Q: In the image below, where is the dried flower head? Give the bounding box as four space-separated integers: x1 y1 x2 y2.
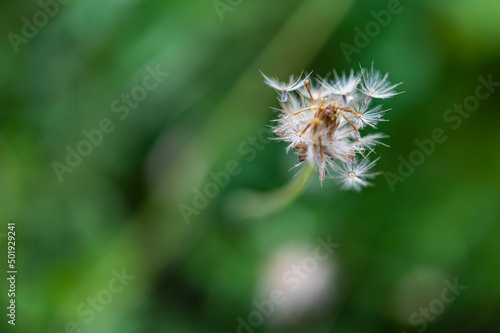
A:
263 66 401 191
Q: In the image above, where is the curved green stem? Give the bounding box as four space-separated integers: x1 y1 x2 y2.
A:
224 164 314 220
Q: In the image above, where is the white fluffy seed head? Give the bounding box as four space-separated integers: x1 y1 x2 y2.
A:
263 66 401 190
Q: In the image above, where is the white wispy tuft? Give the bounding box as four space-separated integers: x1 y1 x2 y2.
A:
326 69 360 97
332 157 381 191
361 64 402 100
261 71 312 102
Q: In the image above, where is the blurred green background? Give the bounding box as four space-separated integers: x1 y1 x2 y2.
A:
1 0 500 332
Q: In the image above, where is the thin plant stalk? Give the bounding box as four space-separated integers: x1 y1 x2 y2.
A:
225 164 314 220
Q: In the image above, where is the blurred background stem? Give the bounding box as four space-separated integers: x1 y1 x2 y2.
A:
224 163 314 220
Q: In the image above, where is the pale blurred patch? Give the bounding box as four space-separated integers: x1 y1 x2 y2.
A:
256 243 339 326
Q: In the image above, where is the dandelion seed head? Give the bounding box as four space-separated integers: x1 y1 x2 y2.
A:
263 65 401 190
